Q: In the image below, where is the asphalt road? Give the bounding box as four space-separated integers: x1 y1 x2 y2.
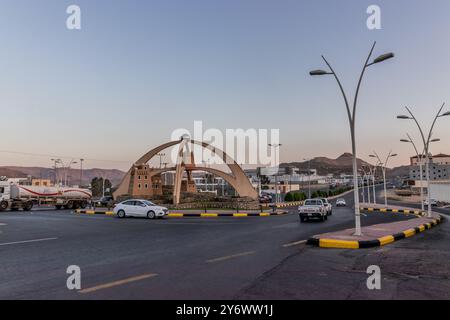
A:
0 187 444 300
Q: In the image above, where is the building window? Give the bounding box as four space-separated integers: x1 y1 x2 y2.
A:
138 175 141 180
145 176 148 180
138 183 141 189
145 184 148 189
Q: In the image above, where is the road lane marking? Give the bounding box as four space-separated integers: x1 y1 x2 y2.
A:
0 223 7 226
206 251 255 263
282 240 307 248
0 237 57 247
79 273 158 294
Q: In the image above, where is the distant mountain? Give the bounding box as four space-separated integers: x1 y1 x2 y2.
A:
0 166 126 186
280 153 376 176
386 165 410 178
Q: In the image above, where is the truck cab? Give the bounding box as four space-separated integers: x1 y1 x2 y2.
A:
0 183 12 211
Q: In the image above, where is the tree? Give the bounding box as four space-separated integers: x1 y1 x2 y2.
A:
90 177 112 197
284 193 293 202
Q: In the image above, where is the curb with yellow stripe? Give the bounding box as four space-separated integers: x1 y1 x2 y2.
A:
74 209 115 215
275 201 303 208
307 215 443 249
167 211 288 217
75 209 288 218
361 207 424 216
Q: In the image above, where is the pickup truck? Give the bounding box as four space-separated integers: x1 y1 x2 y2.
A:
298 199 328 222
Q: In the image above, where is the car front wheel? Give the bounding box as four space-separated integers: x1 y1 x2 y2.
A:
117 210 126 218
147 211 156 219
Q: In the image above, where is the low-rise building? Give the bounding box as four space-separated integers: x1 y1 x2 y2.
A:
429 180 450 203
409 153 450 182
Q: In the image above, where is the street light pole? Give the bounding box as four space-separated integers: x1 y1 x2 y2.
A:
361 166 371 204
79 158 84 187
371 163 378 205
269 143 282 203
400 134 426 211
310 42 394 236
51 158 61 186
397 104 450 217
370 152 397 207
303 158 312 198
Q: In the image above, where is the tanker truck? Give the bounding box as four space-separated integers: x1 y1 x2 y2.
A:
0 182 92 211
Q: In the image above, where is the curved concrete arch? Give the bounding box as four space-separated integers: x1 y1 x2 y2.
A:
113 138 258 203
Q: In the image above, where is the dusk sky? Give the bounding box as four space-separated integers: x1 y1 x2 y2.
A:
1 0 450 170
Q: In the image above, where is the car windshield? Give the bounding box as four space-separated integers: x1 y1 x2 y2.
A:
143 200 155 206
305 200 322 206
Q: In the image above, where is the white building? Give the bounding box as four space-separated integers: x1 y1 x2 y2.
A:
429 180 450 203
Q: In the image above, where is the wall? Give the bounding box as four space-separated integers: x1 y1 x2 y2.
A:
429 181 450 203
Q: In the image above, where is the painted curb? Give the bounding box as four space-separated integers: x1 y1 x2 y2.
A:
167 211 288 217
75 209 115 215
361 207 424 216
307 215 443 249
75 209 289 218
276 202 303 208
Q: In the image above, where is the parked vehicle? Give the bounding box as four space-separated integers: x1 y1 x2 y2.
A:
423 199 438 207
258 193 272 204
298 199 327 222
336 198 347 207
321 198 333 215
113 199 168 219
95 196 114 207
0 182 92 211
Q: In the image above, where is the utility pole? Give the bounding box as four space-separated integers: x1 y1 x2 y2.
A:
157 153 166 169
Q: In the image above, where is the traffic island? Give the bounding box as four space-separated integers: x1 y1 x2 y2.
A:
307 211 443 249
360 202 425 216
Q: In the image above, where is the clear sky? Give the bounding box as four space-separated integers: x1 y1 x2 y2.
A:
1 0 450 170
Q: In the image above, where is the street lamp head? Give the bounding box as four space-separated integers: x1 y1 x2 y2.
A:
369 155 376 158
309 69 330 76
391 154 398 157
440 111 450 117
430 138 441 143
397 115 412 120
372 52 395 64
400 139 411 143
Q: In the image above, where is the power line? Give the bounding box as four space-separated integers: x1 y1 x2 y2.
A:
0 150 132 164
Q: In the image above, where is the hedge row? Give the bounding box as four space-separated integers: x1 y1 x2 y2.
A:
284 186 352 202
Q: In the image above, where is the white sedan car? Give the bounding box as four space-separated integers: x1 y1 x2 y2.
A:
113 199 168 219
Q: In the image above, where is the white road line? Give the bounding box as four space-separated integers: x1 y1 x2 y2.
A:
0 223 7 226
282 240 307 248
206 251 255 263
0 237 57 247
79 273 158 294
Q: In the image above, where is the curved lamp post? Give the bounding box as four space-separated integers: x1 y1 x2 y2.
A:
397 104 450 217
369 152 397 207
268 143 282 203
360 165 372 204
400 134 440 211
310 42 394 236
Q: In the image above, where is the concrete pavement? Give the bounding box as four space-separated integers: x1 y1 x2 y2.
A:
0 186 447 300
